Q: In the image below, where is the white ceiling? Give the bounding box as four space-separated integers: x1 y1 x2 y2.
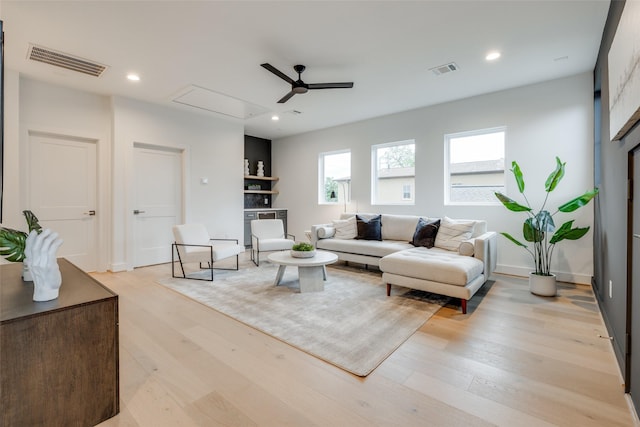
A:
1 0 610 140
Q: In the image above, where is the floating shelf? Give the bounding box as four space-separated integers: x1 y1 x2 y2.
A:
244 175 279 181
244 189 279 195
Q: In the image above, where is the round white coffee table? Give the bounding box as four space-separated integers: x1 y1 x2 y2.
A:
267 250 338 292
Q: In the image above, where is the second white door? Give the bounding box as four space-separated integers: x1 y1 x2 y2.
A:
133 145 183 267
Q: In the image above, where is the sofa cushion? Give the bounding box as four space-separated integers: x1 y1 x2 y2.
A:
356 215 382 241
434 217 475 251
316 238 413 258
411 218 440 248
380 247 484 286
381 214 421 241
332 216 357 239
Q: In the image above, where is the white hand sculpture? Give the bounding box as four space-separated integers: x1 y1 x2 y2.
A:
24 229 64 302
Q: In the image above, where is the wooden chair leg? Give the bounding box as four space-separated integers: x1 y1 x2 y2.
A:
461 299 467 314
386 283 391 296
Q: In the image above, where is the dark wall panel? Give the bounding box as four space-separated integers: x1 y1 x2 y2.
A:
593 0 631 375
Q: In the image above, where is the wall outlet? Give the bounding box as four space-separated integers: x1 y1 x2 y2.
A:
609 280 613 299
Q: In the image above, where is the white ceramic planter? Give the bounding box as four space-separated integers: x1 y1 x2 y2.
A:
529 272 557 296
291 249 316 258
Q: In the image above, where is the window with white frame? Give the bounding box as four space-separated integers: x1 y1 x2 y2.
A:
445 127 505 205
318 150 351 205
371 140 415 205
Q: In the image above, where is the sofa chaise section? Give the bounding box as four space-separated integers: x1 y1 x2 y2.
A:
310 213 497 313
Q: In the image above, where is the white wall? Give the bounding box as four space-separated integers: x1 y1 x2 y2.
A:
5 76 244 272
273 73 595 283
111 97 244 271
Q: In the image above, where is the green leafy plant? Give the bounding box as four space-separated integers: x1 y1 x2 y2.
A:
0 210 43 262
495 157 598 276
292 242 314 252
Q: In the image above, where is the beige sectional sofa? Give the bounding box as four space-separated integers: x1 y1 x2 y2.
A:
310 213 497 313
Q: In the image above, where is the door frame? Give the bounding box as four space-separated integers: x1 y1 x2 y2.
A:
626 142 640 395
125 141 188 270
22 126 110 271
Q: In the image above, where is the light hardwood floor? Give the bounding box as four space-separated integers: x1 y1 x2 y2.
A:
94 256 637 427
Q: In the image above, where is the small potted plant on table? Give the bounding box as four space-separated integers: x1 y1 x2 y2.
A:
495 157 598 296
291 242 316 258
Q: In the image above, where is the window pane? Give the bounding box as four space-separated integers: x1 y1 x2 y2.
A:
372 140 415 205
402 184 412 200
446 128 505 204
319 150 350 204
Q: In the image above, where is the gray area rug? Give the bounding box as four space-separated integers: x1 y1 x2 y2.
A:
157 261 448 376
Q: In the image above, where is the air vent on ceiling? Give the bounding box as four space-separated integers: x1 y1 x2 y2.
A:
27 44 108 77
429 62 459 76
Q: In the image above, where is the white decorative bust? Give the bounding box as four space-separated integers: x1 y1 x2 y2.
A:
24 229 64 302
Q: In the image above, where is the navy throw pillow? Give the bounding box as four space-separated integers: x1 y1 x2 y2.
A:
410 218 440 248
356 215 382 241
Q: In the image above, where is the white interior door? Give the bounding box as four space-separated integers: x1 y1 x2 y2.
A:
133 145 183 267
28 131 98 271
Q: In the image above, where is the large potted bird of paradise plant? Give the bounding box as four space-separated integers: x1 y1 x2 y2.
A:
494 157 598 296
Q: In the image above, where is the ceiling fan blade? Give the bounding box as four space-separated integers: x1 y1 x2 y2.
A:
307 82 354 89
277 91 296 103
261 63 295 85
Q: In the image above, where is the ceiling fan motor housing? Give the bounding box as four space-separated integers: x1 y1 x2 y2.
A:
293 83 308 94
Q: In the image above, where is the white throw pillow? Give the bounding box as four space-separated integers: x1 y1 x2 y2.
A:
317 226 336 239
332 216 357 239
434 217 475 251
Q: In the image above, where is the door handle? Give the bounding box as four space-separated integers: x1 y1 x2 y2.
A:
133 210 146 215
83 210 96 216
634 234 640 239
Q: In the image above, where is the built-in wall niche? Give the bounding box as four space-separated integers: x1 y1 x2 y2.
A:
244 135 276 208
244 135 271 177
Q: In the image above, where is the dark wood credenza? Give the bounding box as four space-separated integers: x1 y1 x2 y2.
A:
0 259 119 426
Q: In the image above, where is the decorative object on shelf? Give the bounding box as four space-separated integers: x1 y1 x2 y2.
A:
0 210 43 281
247 184 261 190
494 157 598 296
291 242 316 258
244 158 250 176
25 229 64 301
257 160 265 177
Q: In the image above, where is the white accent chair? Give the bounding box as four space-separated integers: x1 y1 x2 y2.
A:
172 224 245 281
250 219 295 266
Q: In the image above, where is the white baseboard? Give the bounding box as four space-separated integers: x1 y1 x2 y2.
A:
624 393 640 425
110 262 128 272
494 264 592 285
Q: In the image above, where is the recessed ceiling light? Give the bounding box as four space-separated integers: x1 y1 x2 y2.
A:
271 115 280 121
127 73 140 81
485 51 501 61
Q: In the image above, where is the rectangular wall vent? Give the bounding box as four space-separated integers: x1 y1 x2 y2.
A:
27 44 108 77
430 62 459 76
